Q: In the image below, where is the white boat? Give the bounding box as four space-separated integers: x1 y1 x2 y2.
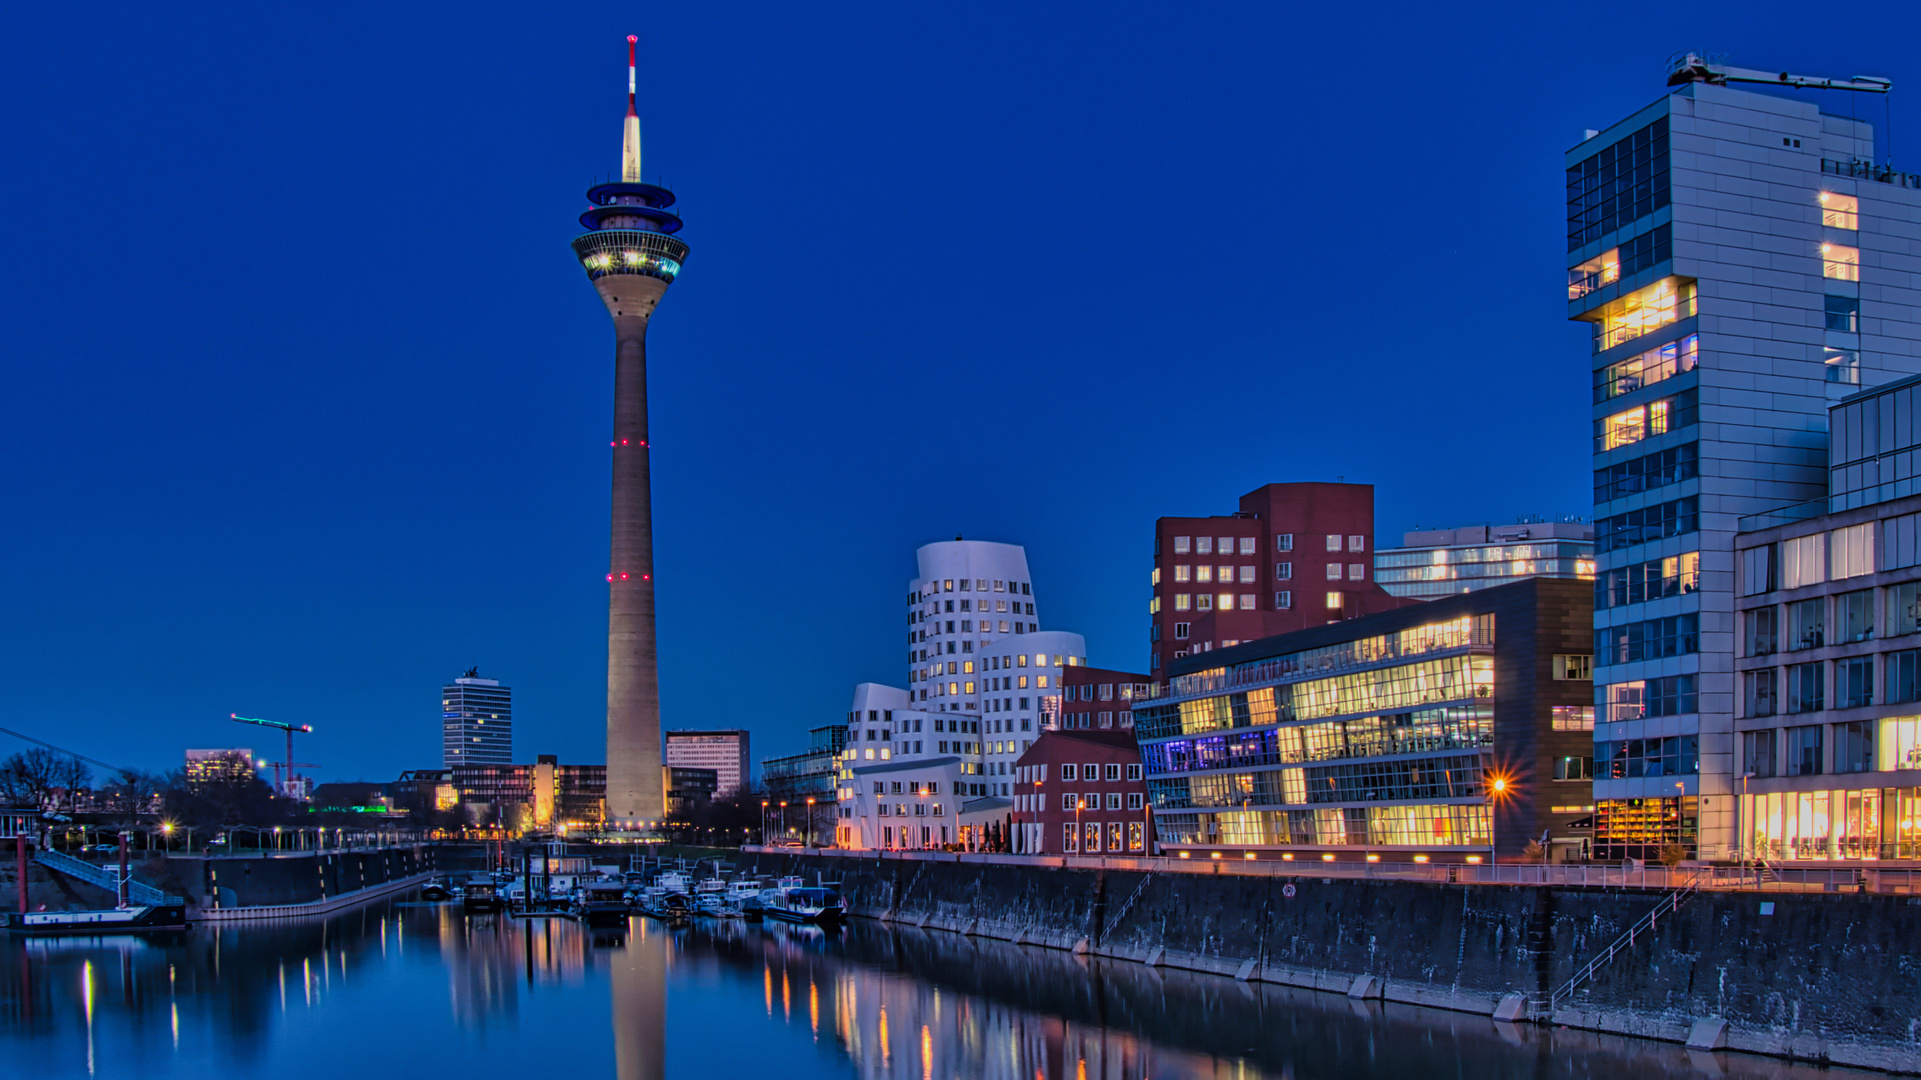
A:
752 876 845 926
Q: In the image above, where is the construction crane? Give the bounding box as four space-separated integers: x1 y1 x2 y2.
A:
1668 52 1891 94
229 714 314 799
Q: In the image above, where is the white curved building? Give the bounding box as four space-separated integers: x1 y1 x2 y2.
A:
835 539 1091 850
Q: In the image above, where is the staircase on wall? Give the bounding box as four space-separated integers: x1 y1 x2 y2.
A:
35 848 183 906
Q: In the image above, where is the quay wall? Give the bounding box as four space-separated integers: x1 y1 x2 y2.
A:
743 852 1921 1072
157 848 438 909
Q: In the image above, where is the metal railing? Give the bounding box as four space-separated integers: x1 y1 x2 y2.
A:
35 848 183 906
1823 158 1921 189
741 846 1915 893
1547 872 1702 1013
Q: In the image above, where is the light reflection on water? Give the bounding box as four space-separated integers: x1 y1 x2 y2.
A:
0 896 1885 1079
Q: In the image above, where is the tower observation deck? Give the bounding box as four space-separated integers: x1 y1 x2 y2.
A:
574 36 688 832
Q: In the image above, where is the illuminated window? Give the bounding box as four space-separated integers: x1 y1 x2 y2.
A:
1820 192 1859 230
1196 566 1213 583
1595 390 1696 452
1325 591 1343 610
1218 592 1234 611
1174 594 1191 611
1595 334 1697 402
1587 278 1696 352
1568 246 1621 300
1197 594 1214 611
1823 243 1860 281
1174 565 1190 582
1826 348 1861 384
1217 565 1232 581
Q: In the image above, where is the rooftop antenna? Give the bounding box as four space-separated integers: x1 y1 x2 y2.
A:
622 35 642 182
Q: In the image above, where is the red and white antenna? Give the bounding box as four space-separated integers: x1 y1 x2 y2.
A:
622 34 642 181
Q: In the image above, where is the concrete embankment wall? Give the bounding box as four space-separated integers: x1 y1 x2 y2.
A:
152 848 438 909
747 853 1921 1072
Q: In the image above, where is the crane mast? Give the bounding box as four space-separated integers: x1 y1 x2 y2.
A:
1668 52 1891 94
229 714 314 799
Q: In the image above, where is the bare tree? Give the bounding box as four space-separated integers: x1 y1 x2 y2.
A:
0 749 92 813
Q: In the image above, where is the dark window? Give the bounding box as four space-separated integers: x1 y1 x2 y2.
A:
1891 583 1921 637
1786 725 1824 776
1839 589 1874 643
1595 614 1700 666
1743 729 1776 779
1744 669 1777 717
1595 554 1700 609
1745 606 1778 656
1595 443 1699 503
1825 294 1860 333
1597 496 1699 553
1598 735 1699 779
1890 649 1921 704
1789 598 1825 650
1787 662 1825 713
1568 116 1671 251
1837 720 1875 773
1838 656 1874 709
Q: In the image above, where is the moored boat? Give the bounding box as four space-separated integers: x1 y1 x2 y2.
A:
570 881 632 925
6 903 191 935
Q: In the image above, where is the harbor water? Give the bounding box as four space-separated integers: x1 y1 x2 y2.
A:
0 893 1883 1079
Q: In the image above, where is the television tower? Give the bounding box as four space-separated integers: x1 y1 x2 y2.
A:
573 35 687 832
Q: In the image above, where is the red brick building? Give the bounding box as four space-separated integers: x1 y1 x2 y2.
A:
1010 730 1149 855
1149 482 1413 681
1054 664 1154 732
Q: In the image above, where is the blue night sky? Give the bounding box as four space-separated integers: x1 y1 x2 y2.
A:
3 3 1918 781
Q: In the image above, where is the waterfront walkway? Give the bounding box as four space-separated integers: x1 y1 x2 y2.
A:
741 845 1917 893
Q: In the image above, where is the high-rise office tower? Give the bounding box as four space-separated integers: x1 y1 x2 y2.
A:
1575 60 1919 857
573 37 689 831
442 669 513 767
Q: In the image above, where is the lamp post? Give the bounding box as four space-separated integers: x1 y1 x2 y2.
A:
760 800 769 846
1487 775 1510 869
805 797 816 848
1031 775 1043 855
779 801 788 841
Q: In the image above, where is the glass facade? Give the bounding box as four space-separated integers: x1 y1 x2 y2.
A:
1140 614 1503 852
1566 115 1670 250
1375 542 1594 600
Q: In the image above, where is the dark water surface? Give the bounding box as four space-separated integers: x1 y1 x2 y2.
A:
0 894 1879 1079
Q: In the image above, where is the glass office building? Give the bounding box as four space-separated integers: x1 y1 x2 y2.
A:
1574 78 1921 858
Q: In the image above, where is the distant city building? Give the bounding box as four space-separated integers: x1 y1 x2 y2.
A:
663 730 750 795
1010 730 1149 855
761 725 848 801
183 749 254 789
1375 520 1595 600
442 669 512 768
664 766 719 820
1054 665 1153 732
833 539 1104 851
1138 578 1595 862
1578 71 1921 860
412 758 608 829
1149 483 1413 682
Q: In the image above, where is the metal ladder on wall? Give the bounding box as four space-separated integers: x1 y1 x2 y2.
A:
35 848 183 906
1543 871 1701 1015
1099 872 1153 945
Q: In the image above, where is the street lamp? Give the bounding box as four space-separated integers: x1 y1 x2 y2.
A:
760 800 769 846
779 801 788 840
805 797 816 848
1486 773 1511 867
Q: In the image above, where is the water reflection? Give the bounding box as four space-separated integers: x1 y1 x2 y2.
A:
0 896 1886 1080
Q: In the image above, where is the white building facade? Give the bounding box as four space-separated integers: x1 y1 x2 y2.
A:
834 540 1092 850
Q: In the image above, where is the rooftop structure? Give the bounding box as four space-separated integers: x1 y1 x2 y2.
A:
1376 520 1595 600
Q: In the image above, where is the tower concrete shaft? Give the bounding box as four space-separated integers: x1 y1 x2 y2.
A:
573 39 688 831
